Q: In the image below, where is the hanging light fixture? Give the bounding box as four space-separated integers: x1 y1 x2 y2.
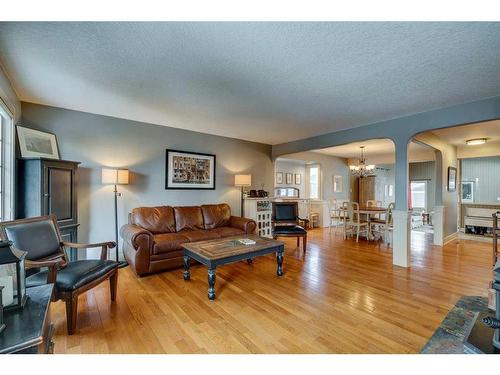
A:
349 146 376 177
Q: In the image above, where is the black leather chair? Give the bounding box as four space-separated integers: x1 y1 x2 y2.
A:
0 215 118 335
272 202 307 252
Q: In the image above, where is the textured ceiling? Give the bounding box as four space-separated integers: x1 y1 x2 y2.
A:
1 22 500 144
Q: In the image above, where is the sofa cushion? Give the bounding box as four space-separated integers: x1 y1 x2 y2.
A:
210 226 245 237
181 230 220 242
201 204 231 229
153 233 190 255
174 206 204 232
131 206 176 234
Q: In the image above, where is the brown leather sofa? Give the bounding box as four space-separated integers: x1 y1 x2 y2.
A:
120 203 256 276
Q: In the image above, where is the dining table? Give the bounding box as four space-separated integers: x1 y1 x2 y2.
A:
339 205 388 240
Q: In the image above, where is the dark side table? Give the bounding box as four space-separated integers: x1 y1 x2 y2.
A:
0 284 55 354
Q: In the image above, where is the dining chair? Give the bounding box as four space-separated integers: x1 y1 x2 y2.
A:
343 202 369 242
370 202 395 245
328 199 343 234
308 200 320 229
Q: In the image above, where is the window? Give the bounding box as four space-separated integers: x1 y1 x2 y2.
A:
410 181 427 210
0 102 14 221
309 165 320 199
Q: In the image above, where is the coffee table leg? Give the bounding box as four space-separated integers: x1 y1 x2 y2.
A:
276 250 284 276
183 255 190 281
208 268 216 300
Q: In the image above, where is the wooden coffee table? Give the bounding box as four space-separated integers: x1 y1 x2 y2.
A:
181 234 285 300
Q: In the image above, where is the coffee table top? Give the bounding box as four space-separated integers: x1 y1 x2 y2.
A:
181 234 283 261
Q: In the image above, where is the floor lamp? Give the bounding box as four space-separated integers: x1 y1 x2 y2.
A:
234 174 251 217
102 168 129 268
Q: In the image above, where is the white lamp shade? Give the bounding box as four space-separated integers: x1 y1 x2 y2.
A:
234 174 252 187
102 168 129 185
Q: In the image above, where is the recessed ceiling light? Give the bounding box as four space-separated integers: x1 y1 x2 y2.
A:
466 138 487 146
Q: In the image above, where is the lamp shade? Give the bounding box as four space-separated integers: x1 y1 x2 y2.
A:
234 174 251 187
102 168 129 185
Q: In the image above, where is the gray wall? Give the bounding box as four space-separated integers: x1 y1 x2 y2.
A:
274 159 306 198
461 156 500 204
409 161 436 212
20 102 274 254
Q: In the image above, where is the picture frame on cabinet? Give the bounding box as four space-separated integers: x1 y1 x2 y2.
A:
17 126 60 160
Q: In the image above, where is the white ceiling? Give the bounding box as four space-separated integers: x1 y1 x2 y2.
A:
431 119 500 146
1 22 500 145
311 138 434 163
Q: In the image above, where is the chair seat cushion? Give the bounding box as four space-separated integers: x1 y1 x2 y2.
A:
181 230 221 242
153 233 190 254
26 260 118 292
210 226 245 237
273 225 307 235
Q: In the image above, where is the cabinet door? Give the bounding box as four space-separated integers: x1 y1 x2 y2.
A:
42 161 77 227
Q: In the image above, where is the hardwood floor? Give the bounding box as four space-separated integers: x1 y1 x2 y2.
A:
51 229 492 353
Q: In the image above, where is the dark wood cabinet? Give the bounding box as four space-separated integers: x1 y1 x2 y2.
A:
17 159 80 260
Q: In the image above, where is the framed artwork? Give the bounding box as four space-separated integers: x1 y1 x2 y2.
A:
333 175 342 192
294 173 301 185
447 167 457 192
461 181 474 203
286 173 293 185
17 125 60 159
276 172 283 184
165 149 216 189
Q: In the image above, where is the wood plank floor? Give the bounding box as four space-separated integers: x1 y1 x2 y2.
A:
51 229 492 353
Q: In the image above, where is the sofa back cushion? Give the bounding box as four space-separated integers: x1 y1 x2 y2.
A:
174 206 204 232
201 204 231 229
131 206 176 234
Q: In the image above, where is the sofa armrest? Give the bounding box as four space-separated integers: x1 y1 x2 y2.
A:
120 224 153 251
230 216 256 234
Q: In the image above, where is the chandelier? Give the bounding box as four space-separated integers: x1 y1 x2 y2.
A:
349 146 375 177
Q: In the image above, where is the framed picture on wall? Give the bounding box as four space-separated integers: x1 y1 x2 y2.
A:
276 172 283 184
17 125 60 160
333 175 342 192
461 181 474 203
286 173 293 185
294 173 301 185
165 149 216 189
447 166 457 192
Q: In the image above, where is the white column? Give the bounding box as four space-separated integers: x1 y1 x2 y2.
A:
392 210 411 267
433 205 444 246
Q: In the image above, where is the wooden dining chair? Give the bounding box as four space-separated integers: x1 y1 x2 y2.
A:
343 202 369 242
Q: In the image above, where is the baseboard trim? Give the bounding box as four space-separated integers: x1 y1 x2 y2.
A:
444 231 459 245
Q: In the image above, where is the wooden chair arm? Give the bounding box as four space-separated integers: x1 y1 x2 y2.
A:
62 241 116 261
62 241 116 249
25 259 64 284
25 258 63 269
